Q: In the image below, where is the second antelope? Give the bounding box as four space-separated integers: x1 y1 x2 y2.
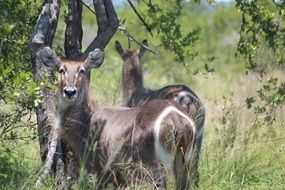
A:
39 47 197 189
116 40 205 186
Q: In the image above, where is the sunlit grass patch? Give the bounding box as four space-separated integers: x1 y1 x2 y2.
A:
0 140 42 190
200 141 285 189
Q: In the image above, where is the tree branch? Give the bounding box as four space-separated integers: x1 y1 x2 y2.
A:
118 26 158 55
104 0 118 21
64 0 83 59
94 0 108 33
81 0 119 60
82 0 155 56
81 0 96 15
30 0 60 60
126 0 153 36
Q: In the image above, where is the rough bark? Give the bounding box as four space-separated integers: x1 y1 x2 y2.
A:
81 0 120 60
83 0 120 84
64 0 83 59
30 0 67 189
30 0 119 188
64 0 120 61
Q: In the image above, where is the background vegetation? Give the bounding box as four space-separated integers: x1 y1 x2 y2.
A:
0 0 284 189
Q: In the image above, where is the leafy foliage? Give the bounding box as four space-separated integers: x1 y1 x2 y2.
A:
0 1 44 188
246 77 285 124
236 0 285 72
0 1 284 189
236 0 285 122
135 0 202 63
0 0 40 158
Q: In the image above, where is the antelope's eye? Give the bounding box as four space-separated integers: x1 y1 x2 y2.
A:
79 68 85 74
59 68 65 74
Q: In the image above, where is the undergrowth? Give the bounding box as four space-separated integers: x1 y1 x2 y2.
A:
1 76 284 189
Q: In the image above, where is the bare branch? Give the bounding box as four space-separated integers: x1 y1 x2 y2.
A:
118 26 158 55
64 0 83 59
104 0 118 21
30 0 60 61
0 40 3 54
94 0 108 33
81 0 120 60
126 0 153 36
81 0 96 15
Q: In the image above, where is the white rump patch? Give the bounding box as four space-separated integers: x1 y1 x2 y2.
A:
154 106 196 167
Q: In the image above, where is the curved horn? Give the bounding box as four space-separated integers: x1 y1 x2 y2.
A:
86 48 105 69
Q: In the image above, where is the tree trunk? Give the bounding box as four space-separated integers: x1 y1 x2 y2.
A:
30 0 68 189
30 0 119 188
64 0 83 59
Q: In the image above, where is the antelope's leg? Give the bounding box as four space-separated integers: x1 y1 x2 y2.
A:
189 135 203 188
113 170 128 190
173 148 190 190
61 142 80 185
151 161 167 189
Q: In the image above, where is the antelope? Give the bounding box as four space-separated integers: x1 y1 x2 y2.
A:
39 47 197 189
115 40 206 186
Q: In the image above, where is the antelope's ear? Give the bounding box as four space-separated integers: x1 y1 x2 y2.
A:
139 39 148 58
38 46 60 70
85 48 105 69
115 41 124 58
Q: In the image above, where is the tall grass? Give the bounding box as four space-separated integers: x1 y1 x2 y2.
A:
1 3 285 189
197 72 285 189
1 50 284 190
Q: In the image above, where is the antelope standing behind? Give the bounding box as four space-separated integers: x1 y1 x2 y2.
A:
115 40 206 186
39 47 197 189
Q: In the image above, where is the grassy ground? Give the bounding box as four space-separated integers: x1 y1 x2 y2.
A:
1 54 284 189
2 27 285 189
1 4 285 189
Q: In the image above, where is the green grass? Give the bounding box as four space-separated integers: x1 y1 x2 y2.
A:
1 2 285 189
0 140 41 189
1 58 284 190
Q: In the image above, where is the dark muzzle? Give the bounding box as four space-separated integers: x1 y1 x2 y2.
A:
63 86 77 99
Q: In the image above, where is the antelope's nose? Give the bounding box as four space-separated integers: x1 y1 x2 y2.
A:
63 87 77 98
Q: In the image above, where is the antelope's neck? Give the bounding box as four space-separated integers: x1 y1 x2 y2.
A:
122 63 145 106
57 95 92 155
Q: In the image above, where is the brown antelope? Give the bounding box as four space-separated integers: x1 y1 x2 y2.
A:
115 40 206 186
39 47 197 189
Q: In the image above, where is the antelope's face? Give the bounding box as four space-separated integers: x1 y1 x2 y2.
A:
115 39 148 66
39 47 105 103
58 61 87 101
121 50 141 68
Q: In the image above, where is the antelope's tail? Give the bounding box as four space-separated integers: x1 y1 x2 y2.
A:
154 106 196 167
